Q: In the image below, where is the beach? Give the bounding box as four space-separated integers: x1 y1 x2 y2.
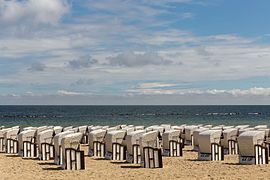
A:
1 145 269 180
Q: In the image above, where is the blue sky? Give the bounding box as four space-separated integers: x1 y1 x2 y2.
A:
1 0 270 105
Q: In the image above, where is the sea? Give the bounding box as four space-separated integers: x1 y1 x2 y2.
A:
0 105 270 128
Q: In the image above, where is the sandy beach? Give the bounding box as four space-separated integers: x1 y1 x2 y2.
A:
0 145 269 180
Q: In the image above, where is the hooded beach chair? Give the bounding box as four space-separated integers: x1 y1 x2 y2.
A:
198 130 224 161
192 127 209 151
61 132 84 170
183 125 199 146
4 128 20 154
36 129 54 160
160 124 171 132
0 128 12 152
139 131 163 168
238 130 268 164
221 128 239 155
18 129 37 158
78 125 88 144
53 126 63 135
254 125 268 130
53 131 75 165
63 126 73 131
135 126 145 130
125 130 146 164
104 130 126 160
162 129 182 156
88 129 107 158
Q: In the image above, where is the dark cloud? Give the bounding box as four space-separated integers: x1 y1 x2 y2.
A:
28 62 46 72
69 55 98 69
108 52 172 67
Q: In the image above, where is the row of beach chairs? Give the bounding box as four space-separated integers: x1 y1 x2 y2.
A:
0 124 269 170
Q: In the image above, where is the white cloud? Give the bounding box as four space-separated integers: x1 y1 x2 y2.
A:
0 0 69 25
57 90 91 96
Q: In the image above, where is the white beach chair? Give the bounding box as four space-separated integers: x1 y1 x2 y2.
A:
235 125 250 129
135 126 145 130
160 124 171 132
4 128 20 154
192 127 209 151
88 129 107 158
53 126 63 135
18 129 37 158
78 125 88 144
139 131 163 168
125 130 146 164
162 129 182 157
53 131 75 165
104 130 126 160
0 128 12 152
198 130 224 161
221 128 239 155
36 129 54 160
63 126 73 131
183 125 199 146
254 125 268 129
238 130 268 164
61 132 84 170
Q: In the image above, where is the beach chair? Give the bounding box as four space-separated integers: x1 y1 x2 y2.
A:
160 124 171 132
53 131 75 165
198 130 224 161
162 129 183 157
88 129 107 158
78 125 88 144
221 128 239 155
63 126 73 131
235 125 250 129
37 129 54 160
135 126 145 130
238 130 268 164
0 128 12 152
183 125 199 146
61 132 84 170
104 130 126 160
4 128 20 154
254 125 267 130
140 131 163 168
53 126 63 135
125 130 146 164
193 127 209 151
18 129 37 158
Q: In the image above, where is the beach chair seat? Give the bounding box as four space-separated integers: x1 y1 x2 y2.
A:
140 131 162 168
88 129 107 158
61 132 84 170
18 129 36 158
53 131 75 165
198 130 224 161
238 130 268 164
125 130 146 164
4 128 20 154
104 130 126 160
162 130 183 156
37 129 54 160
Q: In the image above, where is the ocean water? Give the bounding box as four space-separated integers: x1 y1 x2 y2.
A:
0 105 270 127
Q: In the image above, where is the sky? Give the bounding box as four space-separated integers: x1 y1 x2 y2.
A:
1 0 270 105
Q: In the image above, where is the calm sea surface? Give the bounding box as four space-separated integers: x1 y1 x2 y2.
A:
0 105 270 127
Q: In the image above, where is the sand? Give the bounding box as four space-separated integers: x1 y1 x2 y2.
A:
1 145 270 180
